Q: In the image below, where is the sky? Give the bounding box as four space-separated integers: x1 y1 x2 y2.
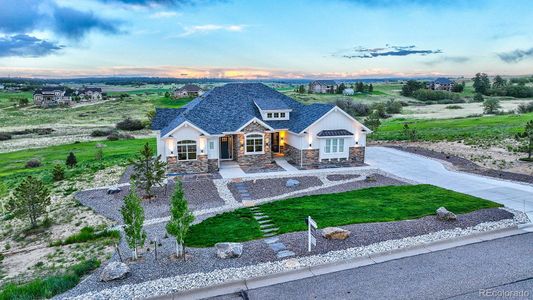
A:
0 0 532 79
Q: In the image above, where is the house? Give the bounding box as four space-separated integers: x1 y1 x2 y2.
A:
342 88 355 96
152 83 370 174
33 86 73 108
77 87 103 101
308 80 338 94
427 77 454 91
172 84 204 98
0 84 4 90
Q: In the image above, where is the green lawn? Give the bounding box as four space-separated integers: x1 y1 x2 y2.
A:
373 113 533 142
0 91 33 109
153 96 193 108
185 184 501 247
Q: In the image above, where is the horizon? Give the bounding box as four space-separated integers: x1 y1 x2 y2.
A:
1 0 532 79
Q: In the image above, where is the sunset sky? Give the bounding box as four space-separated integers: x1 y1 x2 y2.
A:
1 0 532 79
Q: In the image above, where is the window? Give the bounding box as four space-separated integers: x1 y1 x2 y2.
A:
177 140 197 160
245 134 263 154
208 141 215 150
324 138 344 153
280 112 286 118
273 112 279 118
267 113 273 118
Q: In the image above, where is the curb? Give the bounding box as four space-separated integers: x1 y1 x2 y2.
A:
149 226 528 300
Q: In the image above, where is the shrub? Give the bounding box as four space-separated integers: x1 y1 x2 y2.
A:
0 132 12 141
411 89 462 101
370 102 388 118
66 152 77 168
25 158 41 168
473 93 484 102
385 99 402 114
116 118 144 131
483 98 501 114
90 129 114 137
517 102 533 114
445 105 463 109
50 226 120 246
334 99 370 116
107 132 134 141
95 148 103 161
52 164 65 181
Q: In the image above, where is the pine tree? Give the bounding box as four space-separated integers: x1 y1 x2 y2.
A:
364 111 381 132
8 176 51 228
166 181 194 259
368 83 374 93
516 120 533 160
95 148 104 161
130 143 167 199
121 182 146 260
66 152 77 168
52 164 65 181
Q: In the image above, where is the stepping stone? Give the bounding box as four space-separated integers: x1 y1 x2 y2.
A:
263 232 276 237
253 212 266 216
254 215 268 220
258 219 271 224
260 223 275 229
261 227 279 233
264 237 279 244
276 250 295 259
269 242 286 252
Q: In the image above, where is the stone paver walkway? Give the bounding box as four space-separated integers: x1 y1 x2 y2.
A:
274 157 299 172
249 206 295 259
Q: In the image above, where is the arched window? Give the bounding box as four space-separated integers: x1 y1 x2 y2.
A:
245 133 264 154
177 140 197 160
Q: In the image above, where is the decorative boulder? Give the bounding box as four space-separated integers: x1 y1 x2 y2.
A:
107 186 121 195
321 227 351 240
215 242 243 259
436 207 457 221
100 262 130 282
286 179 300 188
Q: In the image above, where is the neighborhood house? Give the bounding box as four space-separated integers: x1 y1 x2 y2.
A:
308 80 338 94
152 83 370 174
427 77 454 91
172 84 204 98
77 87 103 101
33 86 73 108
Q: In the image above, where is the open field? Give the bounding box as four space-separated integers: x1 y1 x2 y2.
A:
0 91 33 109
185 184 501 247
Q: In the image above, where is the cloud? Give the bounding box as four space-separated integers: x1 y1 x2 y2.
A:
0 0 121 40
333 44 442 59
96 0 225 8
497 48 533 63
423 56 470 66
0 35 63 57
179 24 245 36
149 11 179 18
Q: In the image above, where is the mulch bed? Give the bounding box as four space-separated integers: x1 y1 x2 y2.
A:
241 162 285 174
326 174 361 181
228 176 323 201
386 145 533 184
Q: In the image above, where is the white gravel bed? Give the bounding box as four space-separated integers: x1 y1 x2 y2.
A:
65 209 527 300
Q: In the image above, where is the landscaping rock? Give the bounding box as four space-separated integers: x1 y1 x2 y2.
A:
215 242 243 259
107 186 121 195
321 227 351 240
285 179 300 188
436 207 457 221
100 262 130 282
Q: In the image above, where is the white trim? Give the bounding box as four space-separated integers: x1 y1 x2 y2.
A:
244 132 265 155
317 135 353 139
298 106 372 134
162 120 210 138
235 117 274 132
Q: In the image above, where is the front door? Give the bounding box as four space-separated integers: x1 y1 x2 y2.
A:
220 136 233 159
271 132 280 153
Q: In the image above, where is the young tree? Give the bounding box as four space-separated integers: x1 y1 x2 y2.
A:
451 81 465 93
121 182 146 260
483 98 501 114
368 83 374 93
402 123 417 141
516 120 533 160
52 164 65 181
473 93 484 102
66 152 77 168
8 176 50 228
130 143 167 199
166 181 194 259
95 148 104 161
472 72 491 95
364 111 381 132
164 91 171 98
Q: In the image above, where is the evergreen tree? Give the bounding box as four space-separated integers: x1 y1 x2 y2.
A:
130 143 167 199
364 111 381 132
492 75 506 89
121 182 146 260
66 152 77 168
95 148 104 161
516 120 533 160
368 83 373 93
355 82 364 93
164 91 171 98
337 83 346 94
52 164 65 181
8 176 50 228
298 85 305 94
166 181 194 259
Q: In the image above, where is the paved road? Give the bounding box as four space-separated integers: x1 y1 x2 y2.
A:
365 146 533 221
211 233 533 300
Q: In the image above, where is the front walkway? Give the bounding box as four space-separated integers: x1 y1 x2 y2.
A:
218 161 246 178
366 146 533 222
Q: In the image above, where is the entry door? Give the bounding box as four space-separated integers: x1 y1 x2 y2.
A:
271 132 280 153
220 136 232 159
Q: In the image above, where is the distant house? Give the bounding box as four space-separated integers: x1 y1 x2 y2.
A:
172 84 204 98
427 78 454 91
309 80 338 94
342 88 355 96
33 87 73 108
77 87 103 101
0 84 4 90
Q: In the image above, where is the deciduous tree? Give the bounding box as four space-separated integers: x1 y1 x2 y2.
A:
166 181 194 259
516 120 533 160
121 182 146 260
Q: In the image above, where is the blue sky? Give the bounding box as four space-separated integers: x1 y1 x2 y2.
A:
0 0 532 78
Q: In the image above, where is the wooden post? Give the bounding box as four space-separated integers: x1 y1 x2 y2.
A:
115 243 123 262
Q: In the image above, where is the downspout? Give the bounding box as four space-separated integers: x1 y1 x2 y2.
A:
300 132 305 168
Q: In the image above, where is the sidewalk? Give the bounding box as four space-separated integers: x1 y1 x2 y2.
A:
150 226 530 300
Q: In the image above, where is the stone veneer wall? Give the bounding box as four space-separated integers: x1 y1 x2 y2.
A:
349 146 365 163
167 154 208 174
284 143 319 166
233 122 273 167
284 144 365 168
207 159 219 173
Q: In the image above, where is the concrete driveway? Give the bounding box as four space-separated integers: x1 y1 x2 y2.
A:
366 146 533 221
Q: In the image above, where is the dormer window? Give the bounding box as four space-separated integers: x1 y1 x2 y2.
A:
280 112 286 118
267 113 273 118
274 112 279 118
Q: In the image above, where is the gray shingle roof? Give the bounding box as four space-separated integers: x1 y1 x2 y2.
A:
311 80 337 86
433 77 453 84
178 84 203 92
151 108 186 130
153 83 334 136
317 129 354 137
254 97 291 110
